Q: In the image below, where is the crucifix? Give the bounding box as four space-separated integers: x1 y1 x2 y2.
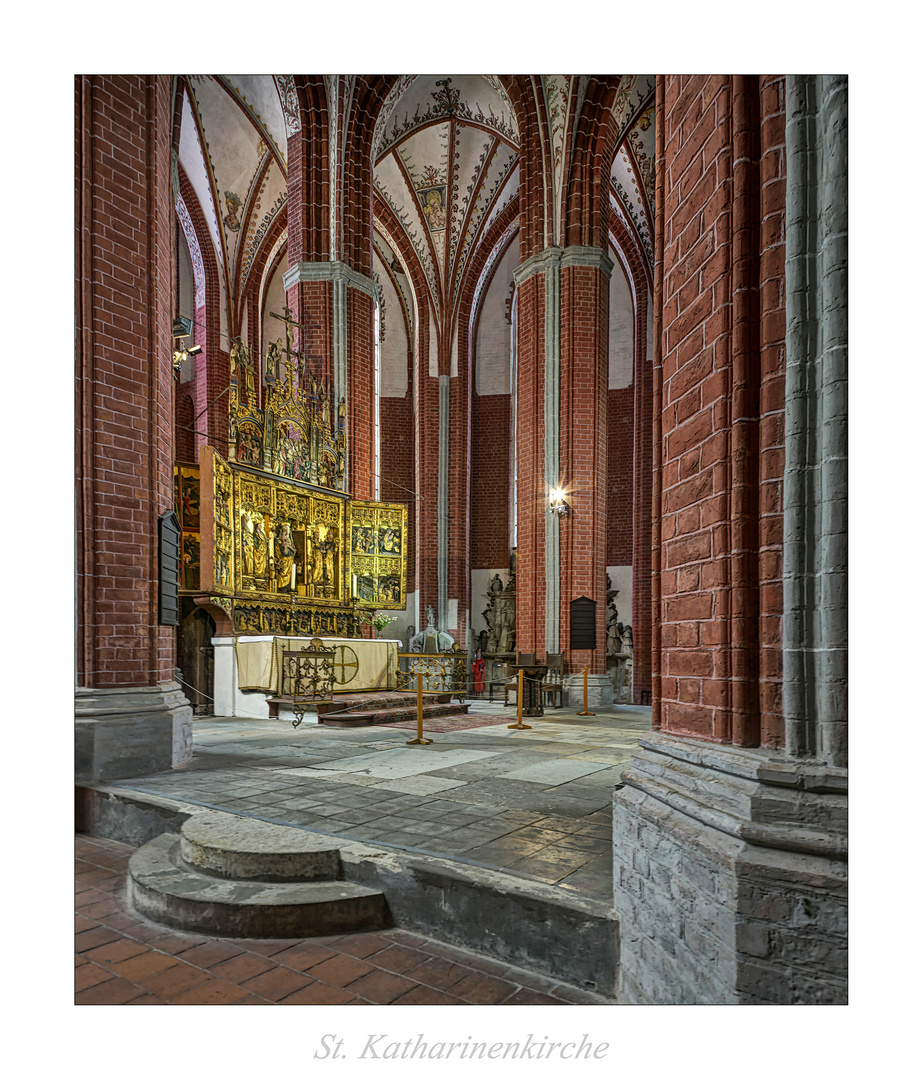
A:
269 306 311 386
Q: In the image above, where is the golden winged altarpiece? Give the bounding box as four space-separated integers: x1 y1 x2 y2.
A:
174 318 407 637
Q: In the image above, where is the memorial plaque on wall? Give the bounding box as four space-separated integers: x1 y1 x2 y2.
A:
569 596 597 650
158 510 181 626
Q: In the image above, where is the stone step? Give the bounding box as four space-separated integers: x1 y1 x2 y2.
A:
321 701 470 728
268 690 451 720
180 810 342 882
129 832 390 938
317 692 420 714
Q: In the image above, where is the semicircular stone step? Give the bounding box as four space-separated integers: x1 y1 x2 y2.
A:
180 811 341 882
129 833 390 938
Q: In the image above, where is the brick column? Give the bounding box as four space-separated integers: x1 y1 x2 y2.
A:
611 75 846 1006
514 246 613 707
281 262 376 497
76 75 192 780
782 75 848 767
510 262 545 659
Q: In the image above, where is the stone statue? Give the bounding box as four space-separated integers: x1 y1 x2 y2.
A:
482 569 516 654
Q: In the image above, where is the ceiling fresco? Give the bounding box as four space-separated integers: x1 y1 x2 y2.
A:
372 76 521 329
609 76 656 271
174 74 655 355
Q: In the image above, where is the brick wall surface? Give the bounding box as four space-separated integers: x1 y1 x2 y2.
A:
178 171 227 459
657 75 786 746
471 393 512 569
607 387 633 565
379 395 415 585
287 77 330 262
76 74 177 689
348 287 375 499
286 279 333 386
608 210 653 701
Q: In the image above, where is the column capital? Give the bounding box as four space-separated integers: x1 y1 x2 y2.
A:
513 245 614 286
283 260 377 298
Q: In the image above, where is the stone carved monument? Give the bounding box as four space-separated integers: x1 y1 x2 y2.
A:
477 553 517 694
606 575 633 704
480 557 516 657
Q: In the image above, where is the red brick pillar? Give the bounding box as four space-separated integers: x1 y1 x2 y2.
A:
75 75 192 779
514 246 613 707
282 83 376 498
559 258 611 680
511 265 545 659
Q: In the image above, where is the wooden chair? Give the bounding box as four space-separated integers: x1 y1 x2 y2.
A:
542 653 565 708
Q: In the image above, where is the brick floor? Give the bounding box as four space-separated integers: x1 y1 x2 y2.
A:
75 834 615 1005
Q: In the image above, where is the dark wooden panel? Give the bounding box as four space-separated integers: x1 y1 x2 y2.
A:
569 596 597 650
159 511 181 626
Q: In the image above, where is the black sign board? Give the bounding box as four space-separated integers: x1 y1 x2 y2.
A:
159 510 181 626
569 596 597 650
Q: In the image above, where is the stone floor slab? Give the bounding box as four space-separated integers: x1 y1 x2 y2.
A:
305 747 500 779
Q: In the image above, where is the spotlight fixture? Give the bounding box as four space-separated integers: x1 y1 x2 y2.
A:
172 343 202 374
549 486 570 517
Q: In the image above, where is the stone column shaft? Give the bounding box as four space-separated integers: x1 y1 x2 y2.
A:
782 75 848 767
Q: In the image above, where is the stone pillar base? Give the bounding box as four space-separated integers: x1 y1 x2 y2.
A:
611 732 847 1004
563 673 613 710
75 683 193 782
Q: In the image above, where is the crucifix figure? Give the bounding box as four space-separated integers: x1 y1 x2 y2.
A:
269 306 311 386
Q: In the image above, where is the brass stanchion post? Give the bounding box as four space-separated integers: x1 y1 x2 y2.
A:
577 666 595 716
508 668 531 730
406 671 433 745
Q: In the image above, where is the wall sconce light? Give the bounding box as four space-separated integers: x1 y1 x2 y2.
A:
549 486 569 517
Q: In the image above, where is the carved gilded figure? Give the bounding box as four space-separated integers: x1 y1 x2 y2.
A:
352 526 376 554
253 516 268 579
379 527 401 554
241 511 254 575
274 521 297 592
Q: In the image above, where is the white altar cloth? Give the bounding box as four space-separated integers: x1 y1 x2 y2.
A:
211 636 401 719
235 635 398 694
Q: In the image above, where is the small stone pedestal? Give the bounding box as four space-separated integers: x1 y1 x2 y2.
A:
563 673 613 710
